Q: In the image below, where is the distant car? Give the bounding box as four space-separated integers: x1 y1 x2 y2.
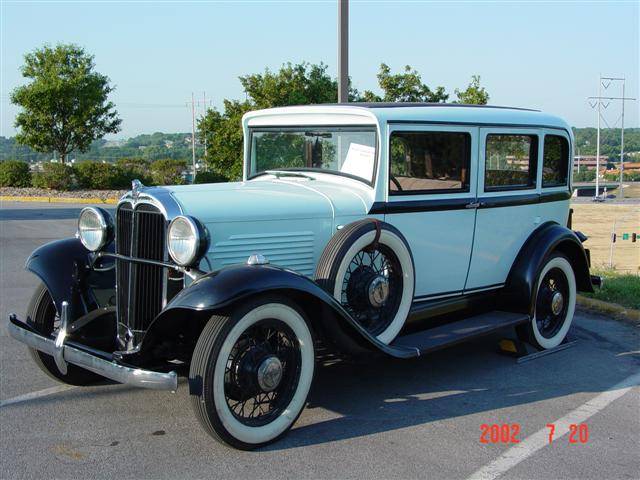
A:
9 103 600 449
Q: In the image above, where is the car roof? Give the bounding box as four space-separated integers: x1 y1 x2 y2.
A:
243 103 572 133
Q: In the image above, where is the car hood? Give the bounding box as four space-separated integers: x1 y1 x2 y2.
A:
165 177 371 223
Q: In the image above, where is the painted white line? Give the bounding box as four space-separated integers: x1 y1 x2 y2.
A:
468 371 640 480
0 385 76 408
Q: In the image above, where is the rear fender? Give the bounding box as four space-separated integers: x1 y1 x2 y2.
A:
26 237 115 319
134 264 417 362
501 222 594 316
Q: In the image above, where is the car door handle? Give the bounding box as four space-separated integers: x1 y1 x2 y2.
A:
465 202 482 209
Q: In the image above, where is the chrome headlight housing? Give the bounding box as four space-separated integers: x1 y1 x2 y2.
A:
167 216 208 267
77 207 113 252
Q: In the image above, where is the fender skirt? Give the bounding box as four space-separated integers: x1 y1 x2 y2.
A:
25 237 115 320
135 264 418 360
501 222 594 316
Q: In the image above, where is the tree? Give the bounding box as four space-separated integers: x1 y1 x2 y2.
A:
199 62 341 181
454 75 490 105
10 44 121 163
358 63 449 103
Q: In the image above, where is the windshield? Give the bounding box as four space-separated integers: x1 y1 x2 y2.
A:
248 126 378 184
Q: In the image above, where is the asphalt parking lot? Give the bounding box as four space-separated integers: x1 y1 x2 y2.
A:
0 201 638 480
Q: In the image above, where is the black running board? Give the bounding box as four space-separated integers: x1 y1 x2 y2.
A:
390 311 530 357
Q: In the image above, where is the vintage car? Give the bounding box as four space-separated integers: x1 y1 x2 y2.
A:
9 103 600 449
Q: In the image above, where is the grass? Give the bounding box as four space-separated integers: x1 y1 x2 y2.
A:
583 269 640 310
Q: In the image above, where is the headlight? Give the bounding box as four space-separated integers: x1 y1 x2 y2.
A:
78 207 113 251
167 216 208 267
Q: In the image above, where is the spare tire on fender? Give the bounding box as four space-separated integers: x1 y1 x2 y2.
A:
314 218 415 344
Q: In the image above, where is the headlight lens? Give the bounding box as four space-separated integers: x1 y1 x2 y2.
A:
78 207 112 251
167 216 207 266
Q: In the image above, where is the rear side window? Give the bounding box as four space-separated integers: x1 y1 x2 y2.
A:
389 131 471 194
484 134 538 191
542 135 569 187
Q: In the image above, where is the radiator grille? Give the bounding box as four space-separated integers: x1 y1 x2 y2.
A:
115 202 166 348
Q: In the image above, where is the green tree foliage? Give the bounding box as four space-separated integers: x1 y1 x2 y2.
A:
150 159 186 185
573 169 596 182
115 157 152 184
199 63 342 181
75 161 128 189
454 75 490 105
31 162 75 190
240 62 339 109
359 64 449 103
0 160 32 187
10 44 121 163
573 128 640 157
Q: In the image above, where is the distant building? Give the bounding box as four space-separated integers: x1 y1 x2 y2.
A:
574 155 608 170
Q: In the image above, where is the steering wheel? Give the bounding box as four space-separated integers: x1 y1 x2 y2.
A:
389 174 403 192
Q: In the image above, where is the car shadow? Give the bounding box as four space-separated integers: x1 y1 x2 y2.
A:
265 327 637 450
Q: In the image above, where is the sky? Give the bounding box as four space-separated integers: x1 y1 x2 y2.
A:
1 0 639 139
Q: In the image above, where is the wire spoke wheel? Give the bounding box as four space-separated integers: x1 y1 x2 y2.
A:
340 244 403 336
223 319 302 427
535 267 569 339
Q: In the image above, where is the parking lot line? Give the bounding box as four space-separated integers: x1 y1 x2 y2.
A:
0 385 76 408
467 371 640 480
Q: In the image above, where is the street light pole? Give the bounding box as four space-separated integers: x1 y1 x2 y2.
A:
338 0 349 103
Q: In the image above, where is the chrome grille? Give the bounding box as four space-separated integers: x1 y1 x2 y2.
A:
116 202 166 349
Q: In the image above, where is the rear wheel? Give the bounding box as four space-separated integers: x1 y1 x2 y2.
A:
26 282 105 385
189 296 315 450
519 254 577 350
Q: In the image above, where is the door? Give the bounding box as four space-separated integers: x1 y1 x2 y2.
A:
384 124 478 300
465 127 542 291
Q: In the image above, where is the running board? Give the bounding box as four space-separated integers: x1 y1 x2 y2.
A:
391 311 530 356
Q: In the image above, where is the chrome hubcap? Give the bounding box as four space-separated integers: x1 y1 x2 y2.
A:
368 275 390 308
257 356 283 392
551 291 564 316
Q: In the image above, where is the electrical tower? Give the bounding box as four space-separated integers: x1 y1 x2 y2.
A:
587 76 636 200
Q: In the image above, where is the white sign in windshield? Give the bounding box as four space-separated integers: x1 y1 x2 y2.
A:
341 143 376 180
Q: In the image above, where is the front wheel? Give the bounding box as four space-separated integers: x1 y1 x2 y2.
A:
189 296 315 450
26 282 105 385
519 253 577 350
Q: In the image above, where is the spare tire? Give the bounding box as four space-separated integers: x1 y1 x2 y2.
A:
315 219 414 344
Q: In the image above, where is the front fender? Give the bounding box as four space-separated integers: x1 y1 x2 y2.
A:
136 264 417 361
501 222 594 315
26 237 115 318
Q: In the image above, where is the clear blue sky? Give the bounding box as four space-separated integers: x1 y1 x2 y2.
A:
1 1 638 138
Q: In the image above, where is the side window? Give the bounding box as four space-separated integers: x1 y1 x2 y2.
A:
484 134 538 191
389 131 471 194
542 135 569 187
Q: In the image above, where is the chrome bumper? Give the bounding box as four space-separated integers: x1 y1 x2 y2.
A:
7 313 178 391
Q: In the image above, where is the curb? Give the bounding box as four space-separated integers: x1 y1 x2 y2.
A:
0 195 118 205
577 294 640 325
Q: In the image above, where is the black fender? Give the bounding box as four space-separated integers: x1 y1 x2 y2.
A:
501 222 594 316
133 264 417 363
26 237 115 319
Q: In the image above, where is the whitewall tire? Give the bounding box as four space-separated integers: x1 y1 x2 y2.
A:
526 254 577 350
189 296 314 450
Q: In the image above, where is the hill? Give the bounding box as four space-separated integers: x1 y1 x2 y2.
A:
1 128 639 164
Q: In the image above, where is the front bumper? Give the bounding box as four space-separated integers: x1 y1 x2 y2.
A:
8 313 178 391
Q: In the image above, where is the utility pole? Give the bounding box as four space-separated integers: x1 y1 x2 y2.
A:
338 0 348 103
595 75 602 201
619 80 625 198
202 91 208 158
588 76 635 201
190 92 197 183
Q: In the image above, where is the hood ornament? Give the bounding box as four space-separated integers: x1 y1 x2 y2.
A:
131 179 145 200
